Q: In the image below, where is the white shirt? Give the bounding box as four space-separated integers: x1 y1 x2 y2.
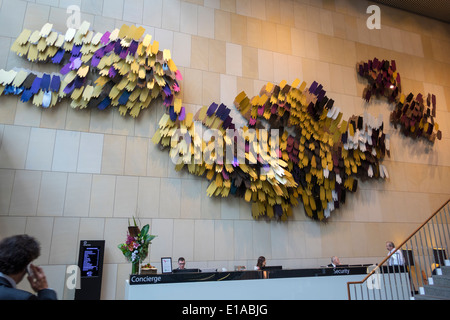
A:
0 272 17 288
388 249 405 266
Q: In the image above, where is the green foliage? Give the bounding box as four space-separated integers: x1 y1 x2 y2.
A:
118 223 157 263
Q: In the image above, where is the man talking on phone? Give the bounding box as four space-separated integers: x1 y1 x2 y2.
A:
0 235 57 300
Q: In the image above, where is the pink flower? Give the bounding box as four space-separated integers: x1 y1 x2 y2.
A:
126 234 135 245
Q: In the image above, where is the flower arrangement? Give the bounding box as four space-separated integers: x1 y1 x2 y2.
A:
118 218 156 274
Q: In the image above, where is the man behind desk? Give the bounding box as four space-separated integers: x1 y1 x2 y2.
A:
0 235 57 300
175 257 186 270
328 256 341 268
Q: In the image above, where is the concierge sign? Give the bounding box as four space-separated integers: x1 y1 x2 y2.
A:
75 240 105 300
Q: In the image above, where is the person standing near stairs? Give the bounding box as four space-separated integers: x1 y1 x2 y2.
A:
386 241 405 266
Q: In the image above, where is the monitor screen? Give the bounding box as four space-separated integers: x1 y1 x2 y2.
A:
80 246 101 277
261 266 282 271
172 268 200 273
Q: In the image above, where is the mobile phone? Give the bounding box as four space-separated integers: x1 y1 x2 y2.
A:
26 264 35 278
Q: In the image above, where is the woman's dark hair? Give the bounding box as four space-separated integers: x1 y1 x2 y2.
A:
256 256 266 268
0 235 40 275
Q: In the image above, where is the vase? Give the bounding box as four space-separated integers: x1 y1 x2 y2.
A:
131 259 140 275
128 226 140 237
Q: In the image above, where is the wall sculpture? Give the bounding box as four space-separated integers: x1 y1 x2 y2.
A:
0 22 397 221
0 22 181 117
357 58 442 143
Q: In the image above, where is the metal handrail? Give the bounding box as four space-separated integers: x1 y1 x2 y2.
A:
347 198 450 300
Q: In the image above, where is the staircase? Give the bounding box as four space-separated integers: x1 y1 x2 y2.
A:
415 266 450 300
347 199 450 300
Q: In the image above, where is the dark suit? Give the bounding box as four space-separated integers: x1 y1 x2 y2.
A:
0 276 57 300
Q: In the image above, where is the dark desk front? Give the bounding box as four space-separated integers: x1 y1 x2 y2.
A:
129 266 369 286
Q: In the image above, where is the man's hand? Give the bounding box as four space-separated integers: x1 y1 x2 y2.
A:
27 264 49 292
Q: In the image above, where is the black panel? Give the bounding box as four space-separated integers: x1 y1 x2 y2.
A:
75 240 105 300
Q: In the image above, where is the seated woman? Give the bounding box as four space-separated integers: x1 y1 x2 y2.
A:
254 256 266 270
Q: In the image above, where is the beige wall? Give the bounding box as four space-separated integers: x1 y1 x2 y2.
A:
0 0 449 300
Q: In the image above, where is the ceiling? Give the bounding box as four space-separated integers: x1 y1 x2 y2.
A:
371 0 450 23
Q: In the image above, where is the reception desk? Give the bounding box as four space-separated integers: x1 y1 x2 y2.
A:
124 266 371 300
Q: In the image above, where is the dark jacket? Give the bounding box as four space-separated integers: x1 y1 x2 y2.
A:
0 276 57 300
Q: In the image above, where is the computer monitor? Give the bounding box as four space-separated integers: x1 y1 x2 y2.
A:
261 266 282 271
172 268 201 273
201 268 218 273
80 245 101 277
